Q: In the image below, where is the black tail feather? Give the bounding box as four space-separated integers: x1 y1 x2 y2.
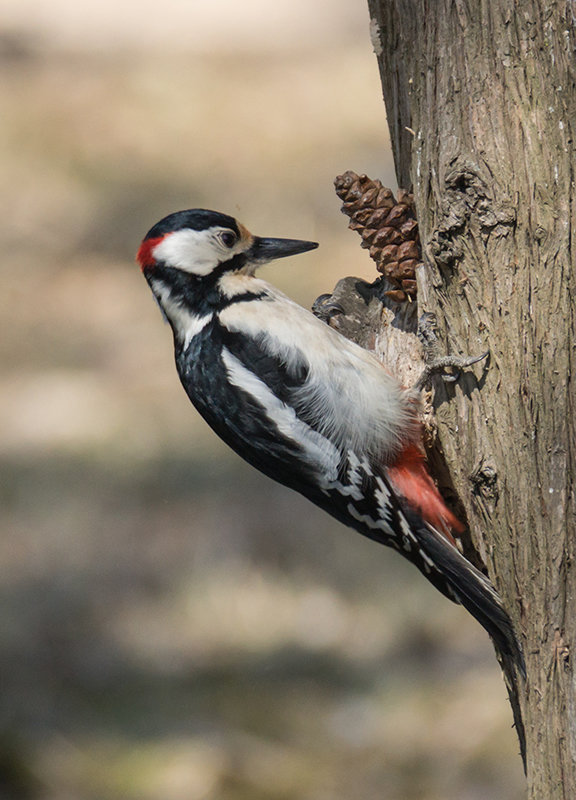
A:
409 515 526 677
308 464 525 677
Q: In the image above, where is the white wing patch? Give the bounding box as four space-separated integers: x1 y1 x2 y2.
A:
218 282 420 460
221 348 341 479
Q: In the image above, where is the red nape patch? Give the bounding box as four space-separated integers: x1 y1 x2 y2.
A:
136 236 165 271
387 444 464 544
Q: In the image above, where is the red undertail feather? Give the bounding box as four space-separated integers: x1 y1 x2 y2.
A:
387 444 464 543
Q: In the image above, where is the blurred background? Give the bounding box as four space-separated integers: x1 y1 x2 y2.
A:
0 1 524 798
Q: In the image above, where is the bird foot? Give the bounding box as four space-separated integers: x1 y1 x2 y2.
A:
415 312 489 390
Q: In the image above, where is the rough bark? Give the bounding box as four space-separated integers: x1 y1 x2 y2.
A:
366 1 576 796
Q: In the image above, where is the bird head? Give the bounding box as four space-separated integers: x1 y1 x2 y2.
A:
137 209 318 280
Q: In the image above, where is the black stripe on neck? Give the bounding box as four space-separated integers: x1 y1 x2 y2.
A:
148 254 253 315
224 290 268 306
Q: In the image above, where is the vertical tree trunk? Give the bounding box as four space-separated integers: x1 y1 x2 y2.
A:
367 1 576 796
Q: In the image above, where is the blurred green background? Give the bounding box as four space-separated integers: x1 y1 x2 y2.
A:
1 1 524 798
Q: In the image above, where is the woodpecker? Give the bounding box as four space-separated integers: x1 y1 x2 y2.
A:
137 208 524 672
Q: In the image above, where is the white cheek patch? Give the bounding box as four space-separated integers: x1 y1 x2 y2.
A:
152 229 222 276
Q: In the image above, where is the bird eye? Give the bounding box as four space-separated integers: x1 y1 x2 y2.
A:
220 231 237 248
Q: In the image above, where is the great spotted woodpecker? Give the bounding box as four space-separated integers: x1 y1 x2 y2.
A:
137 208 524 672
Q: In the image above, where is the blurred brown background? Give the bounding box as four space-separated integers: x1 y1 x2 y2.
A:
1 1 524 798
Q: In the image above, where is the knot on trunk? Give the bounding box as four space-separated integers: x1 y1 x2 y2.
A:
428 159 516 276
470 459 500 506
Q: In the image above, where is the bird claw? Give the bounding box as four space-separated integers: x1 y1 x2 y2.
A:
416 350 489 390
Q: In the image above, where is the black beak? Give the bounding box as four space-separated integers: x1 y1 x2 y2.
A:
249 236 318 263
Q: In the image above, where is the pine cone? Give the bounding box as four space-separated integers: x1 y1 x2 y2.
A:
334 171 424 302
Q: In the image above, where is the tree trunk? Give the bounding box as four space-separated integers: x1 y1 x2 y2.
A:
366 1 576 796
